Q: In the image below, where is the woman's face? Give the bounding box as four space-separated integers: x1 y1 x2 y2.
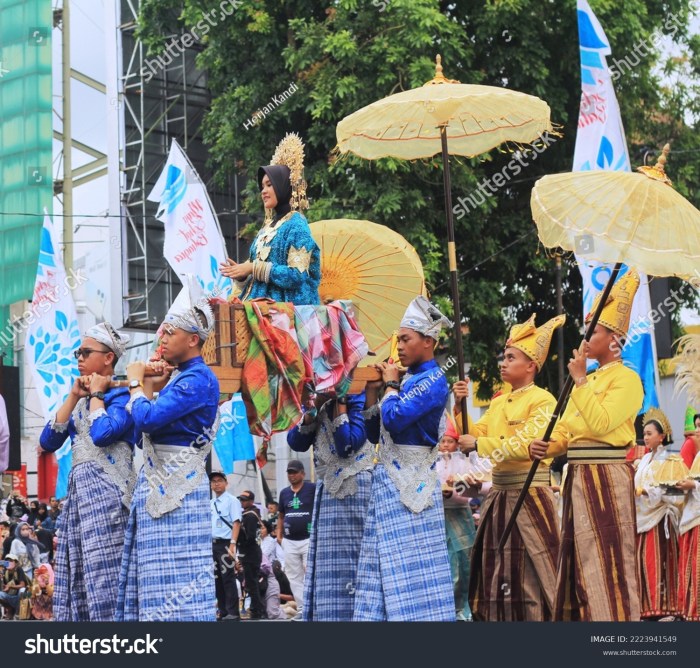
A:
260 524 269 539
260 175 278 210
30 501 38 511
20 524 31 537
643 422 664 449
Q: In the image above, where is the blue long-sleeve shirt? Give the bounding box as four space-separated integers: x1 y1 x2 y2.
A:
381 359 448 447
287 392 369 458
40 387 136 452
241 211 320 305
127 356 220 447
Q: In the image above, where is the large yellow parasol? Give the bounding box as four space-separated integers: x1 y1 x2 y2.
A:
309 218 426 363
531 145 700 281
336 55 555 410
500 145 700 549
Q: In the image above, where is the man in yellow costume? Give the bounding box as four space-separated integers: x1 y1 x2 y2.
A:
453 313 565 621
530 269 644 621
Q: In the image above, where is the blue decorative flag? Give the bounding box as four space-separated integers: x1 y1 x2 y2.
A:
25 212 81 497
574 0 659 413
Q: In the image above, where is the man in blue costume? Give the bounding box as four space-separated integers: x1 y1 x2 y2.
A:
40 322 135 621
353 296 456 621
116 287 220 621
220 132 320 305
287 387 380 621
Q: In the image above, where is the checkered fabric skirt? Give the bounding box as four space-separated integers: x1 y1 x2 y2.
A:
115 466 215 621
352 464 455 621
53 462 129 621
303 472 372 621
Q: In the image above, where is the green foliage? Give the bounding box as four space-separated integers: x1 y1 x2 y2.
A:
138 0 700 398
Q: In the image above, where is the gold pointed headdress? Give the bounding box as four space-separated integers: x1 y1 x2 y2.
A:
643 407 672 441
270 132 309 214
585 268 640 338
506 313 566 371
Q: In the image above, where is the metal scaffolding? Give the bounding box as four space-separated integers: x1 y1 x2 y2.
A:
115 0 248 329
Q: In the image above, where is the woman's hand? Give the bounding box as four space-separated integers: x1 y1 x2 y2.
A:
452 380 469 402
221 259 253 281
676 479 697 492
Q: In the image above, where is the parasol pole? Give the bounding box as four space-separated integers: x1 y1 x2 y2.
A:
498 261 623 551
440 124 468 420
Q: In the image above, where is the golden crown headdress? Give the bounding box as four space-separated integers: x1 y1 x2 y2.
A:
642 407 672 441
585 268 640 338
506 313 566 371
269 132 309 215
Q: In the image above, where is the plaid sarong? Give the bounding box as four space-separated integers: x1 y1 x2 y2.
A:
303 471 372 621
53 461 129 621
241 301 305 438
294 300 368 398
353 463 455 621
115 461 215 621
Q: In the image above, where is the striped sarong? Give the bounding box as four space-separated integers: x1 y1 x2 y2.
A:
678 527 700 621
115 465 215 621
53 462 129 621
303 471 372 621
444 506 476 619
637 522 681 619
469 482 559 621
554 460 641 621
352 464 455 621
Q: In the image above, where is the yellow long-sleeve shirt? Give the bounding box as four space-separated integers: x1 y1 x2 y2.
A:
547 361 644 458
457 384 557 473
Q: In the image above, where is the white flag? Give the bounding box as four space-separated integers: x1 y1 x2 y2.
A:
574 0 659 412
148 139 231 298
25 212 82 496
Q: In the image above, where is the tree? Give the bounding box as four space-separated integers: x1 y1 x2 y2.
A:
138 0 700 398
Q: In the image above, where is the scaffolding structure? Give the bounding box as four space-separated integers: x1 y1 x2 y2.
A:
115 0 248 329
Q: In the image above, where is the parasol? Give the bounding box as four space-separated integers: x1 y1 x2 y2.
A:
336 55 555 411
500 145 700 548
309 218 426 363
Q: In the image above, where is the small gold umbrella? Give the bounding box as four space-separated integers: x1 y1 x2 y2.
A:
501 145 700 548
309 218 426 363
531 145 700 280
336 55 555 411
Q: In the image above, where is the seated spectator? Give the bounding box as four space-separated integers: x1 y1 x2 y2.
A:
261 520 284 568
27 501 39 527
10 522 42 580
34 504 55 533
0 521 11 558
0 554 29 619
260 557 286 620
469 497 482 526
271 560 297 618
30 563 54 620
6 493 29 521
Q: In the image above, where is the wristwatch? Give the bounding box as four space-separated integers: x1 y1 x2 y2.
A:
385 380 400 391
88 391 105 401
128 379 143 390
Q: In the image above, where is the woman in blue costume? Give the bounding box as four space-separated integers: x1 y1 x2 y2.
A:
287 387 380 621
39 322 135 621
220 132 320 306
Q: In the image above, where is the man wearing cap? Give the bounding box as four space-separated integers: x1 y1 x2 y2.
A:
237 490 264 619
452 314 564 621
210 471 241 621
353 295 455 621
39 322 136 621
530 269 644 621
116 286 220 621
277 459 316 617
0 554 29 619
